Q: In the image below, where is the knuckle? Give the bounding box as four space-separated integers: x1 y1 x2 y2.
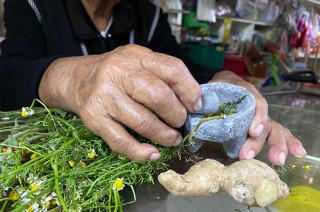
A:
190 84 202 101
162 57 187 75
148 83 173 106
247 83 257 92
119 44 135 52
118 44 151 54
106 133 133 155
161 132 180 147
170 109 187 128
133 114 156 133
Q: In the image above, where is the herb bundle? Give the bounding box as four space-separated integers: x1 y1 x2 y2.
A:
0 100 181 212
0 96 245 212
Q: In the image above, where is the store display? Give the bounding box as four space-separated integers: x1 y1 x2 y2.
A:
196 0 216 22
214 0 237 17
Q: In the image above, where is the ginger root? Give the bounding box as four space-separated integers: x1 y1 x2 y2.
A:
158 159 289 207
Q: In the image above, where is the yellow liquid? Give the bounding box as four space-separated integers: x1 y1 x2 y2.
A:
273 186 320 212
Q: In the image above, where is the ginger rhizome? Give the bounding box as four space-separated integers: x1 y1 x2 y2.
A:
158 159 289 207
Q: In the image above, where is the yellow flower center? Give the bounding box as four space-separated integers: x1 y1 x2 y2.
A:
27 204 34 212
21 110 28 118
87 149 97 159
30 183 39 192
30 153 37 160
303 165 311 170
78 162 86 169
45 202 51 209
69 160 76 167
9 190 20 201
113 178 125 191
50 199 57 206
87 152 96 159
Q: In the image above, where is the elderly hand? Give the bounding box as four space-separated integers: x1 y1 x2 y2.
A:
39 45 202 161
210 71 307 164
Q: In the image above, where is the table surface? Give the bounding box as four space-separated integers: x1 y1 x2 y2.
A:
1 89 319 212
124 90 320 212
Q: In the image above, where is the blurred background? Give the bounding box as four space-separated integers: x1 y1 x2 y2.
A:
0 0 4 41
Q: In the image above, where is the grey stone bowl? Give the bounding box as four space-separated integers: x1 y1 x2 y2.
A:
184 82 255 158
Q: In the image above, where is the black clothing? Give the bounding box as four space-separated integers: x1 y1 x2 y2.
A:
0 0 217 111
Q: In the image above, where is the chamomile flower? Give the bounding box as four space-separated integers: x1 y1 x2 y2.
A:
25 202 42 212
112 178 125 191
21 107 34 118
78 161 86 169
87 149 98 159
30 183 40 192
21 197 31 204
2 146 14 153
42 193 59 209
30 179 45 192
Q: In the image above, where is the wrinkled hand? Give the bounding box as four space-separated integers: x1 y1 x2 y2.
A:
39 45 202 161
210 71 307 164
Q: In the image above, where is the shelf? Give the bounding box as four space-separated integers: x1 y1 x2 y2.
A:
216 17 276 27
166 9 189 14
298 52 320 59
301 0 320 6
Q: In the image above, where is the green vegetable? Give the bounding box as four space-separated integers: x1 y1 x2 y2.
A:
0 100 181 212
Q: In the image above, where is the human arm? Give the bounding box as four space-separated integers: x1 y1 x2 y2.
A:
0 1 201 161
39 44 202 161
210 71 306 164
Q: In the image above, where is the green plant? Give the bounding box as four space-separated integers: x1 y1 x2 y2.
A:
0 100 180 212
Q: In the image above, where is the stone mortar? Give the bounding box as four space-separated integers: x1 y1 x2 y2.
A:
185 82 256 158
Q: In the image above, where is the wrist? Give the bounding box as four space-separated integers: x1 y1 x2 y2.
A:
38 56 87 112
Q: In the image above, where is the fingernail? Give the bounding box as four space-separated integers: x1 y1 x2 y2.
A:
300 144 307 155
254 124 264 137
149 153 161 161
174 135 182 146
278 152 286 164
246 150 255 159
193 99 202 112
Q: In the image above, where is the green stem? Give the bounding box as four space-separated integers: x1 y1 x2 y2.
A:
182 113 224 145
85 162 134 196
108 187 112 211
0 199 9 211
113 190 119 212
52 157 68 211
8 138 76 175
